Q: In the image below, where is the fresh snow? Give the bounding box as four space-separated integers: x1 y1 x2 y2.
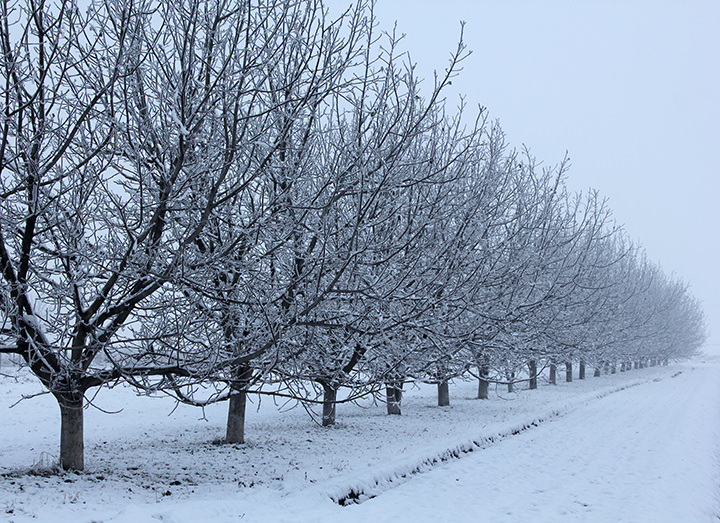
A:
1 360 719 522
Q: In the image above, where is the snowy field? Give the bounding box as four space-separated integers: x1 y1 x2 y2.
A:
2 359 719 522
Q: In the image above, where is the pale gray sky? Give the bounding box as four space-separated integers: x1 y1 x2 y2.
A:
329 0 720 354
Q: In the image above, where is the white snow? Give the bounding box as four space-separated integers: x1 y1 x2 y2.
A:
1 359 719 522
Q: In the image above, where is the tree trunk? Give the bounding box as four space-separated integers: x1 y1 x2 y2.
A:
594 367 601 377
225 367 252 443
579 360 586 380
549 363 557 385
437 381 450 406
322 383 338 426
225 389 247 443
59 397 84 471
528 360 537 390
477 366 489 399
611 363 616 374
620 362 626 372
386 384 402 415
565 361 573 382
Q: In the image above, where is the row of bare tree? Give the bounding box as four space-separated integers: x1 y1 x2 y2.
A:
1 0 705 470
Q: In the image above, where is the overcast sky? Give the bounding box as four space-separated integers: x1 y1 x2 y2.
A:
328 0 720 355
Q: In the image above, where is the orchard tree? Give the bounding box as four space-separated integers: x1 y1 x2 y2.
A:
0 0 143 471
138 0 375 442
0 0 320 470
271 29 482 425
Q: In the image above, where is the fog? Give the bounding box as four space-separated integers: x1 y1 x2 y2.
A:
328 0 720 354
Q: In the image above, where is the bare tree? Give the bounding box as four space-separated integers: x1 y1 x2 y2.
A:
0 0 146 470
0 0 310 470
132 0 379 442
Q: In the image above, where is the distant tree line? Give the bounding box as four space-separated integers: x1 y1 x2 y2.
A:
0 0 705 470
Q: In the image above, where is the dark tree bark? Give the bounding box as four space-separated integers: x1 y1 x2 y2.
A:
565 361 573 382
594 367 601 377
322 383 338 426
477 366 489 399
528 360 538 390
579 360 586 380
386 383 403 415
59 396 84 471
437 381 450 407
225 366 253 443
549 363 557 385
505 370 515 393
225 390 248 443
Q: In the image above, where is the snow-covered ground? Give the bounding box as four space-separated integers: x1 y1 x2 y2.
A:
2 359 719 522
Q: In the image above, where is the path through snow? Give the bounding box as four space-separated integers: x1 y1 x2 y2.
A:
333 365 720 522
